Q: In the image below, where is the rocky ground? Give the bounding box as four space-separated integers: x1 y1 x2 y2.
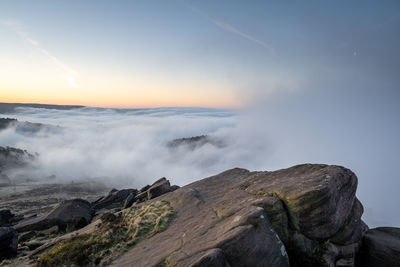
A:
0 164 399 266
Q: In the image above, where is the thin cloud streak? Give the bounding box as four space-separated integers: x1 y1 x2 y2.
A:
2 20 79 89
187 5 276 56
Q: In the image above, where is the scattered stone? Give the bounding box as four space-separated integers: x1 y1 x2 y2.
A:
38 225 59 236
26 240 46 250
0 209 13 226
0 226 18 260
19 231 36 243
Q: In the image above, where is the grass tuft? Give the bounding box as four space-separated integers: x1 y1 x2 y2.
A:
33 201 175 266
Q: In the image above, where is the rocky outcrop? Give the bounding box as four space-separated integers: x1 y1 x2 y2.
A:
0 227 18 260
15 199 93 232
113 164 365 267
4 164 397 267
357 227 400 267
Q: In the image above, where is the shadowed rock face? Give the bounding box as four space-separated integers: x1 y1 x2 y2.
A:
112 164 363 267
0 227 18 260
357 227 400 267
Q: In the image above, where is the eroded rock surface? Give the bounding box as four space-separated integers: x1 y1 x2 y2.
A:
113 164 365 267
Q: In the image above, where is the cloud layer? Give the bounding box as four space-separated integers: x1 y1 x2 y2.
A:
1 103 399 228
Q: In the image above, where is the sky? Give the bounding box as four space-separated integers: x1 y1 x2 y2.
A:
0 0 398 108
0 1 400 226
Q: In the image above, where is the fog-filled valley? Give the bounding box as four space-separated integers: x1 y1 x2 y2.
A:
1 101 399 229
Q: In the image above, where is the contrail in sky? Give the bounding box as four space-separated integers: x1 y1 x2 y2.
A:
187 5 276 56
2 20 79 89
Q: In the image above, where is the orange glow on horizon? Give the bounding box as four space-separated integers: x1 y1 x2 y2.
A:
0 93 240 109
0 57 241 109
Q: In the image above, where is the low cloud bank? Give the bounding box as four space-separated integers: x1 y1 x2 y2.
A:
1 102 399 228
0 107 270 188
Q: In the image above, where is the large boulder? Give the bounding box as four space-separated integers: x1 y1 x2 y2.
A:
113 164 364 267
147 178 172 200
245 165 365 266
244 164 358 240
0 227 18 260
125 178 176 208
92 188 137 210
357 227 400 267
15 199 93 232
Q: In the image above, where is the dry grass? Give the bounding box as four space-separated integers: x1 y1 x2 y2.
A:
33 201 175 266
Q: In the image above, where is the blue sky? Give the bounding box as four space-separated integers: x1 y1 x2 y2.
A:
1 0 399 107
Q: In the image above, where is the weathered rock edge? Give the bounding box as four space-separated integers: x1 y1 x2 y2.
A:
112 164 366 267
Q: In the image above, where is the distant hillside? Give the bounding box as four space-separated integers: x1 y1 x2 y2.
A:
0 103 84 114
0 118 60 135
167 135 225 150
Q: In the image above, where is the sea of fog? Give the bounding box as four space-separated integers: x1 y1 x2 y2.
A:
0 105 399 228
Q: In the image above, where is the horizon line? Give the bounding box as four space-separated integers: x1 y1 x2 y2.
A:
0 101 237 111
